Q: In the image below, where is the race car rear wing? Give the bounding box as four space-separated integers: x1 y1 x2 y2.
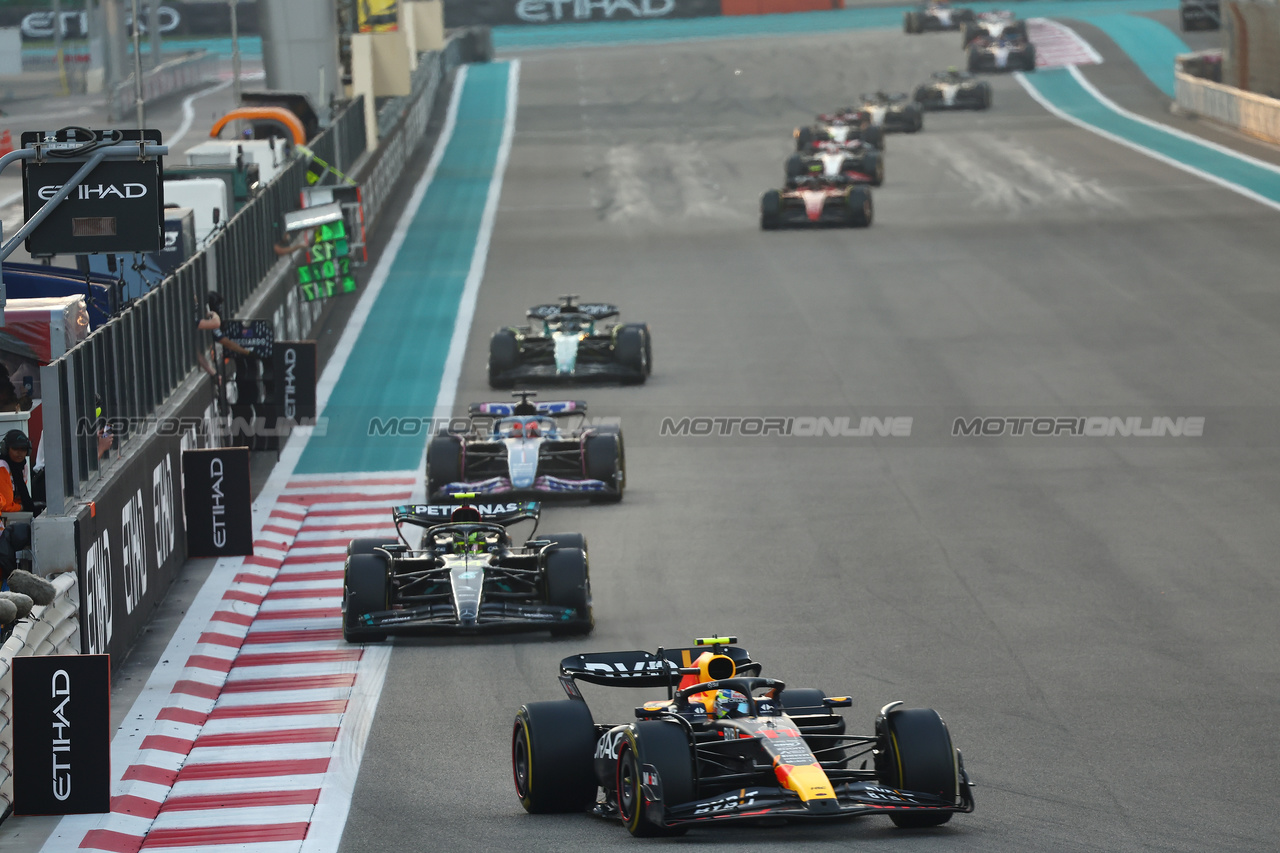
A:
468 400 587 416
527 302 619 321
558 645 761 689
392 501 541 527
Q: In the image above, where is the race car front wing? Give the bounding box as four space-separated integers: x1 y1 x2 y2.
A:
352 600 579 635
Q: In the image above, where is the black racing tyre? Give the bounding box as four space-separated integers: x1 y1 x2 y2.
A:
1012 20 1028 39
912 85 929 104
845 187 873 228
781 688 848 764
614 324 648 382
903 11 918 33
584 432 624 501
956 8 974 22
780 687 829 716
512 700 598 813
785 152 807 180
761 189 782 230
343 554 389 643
489 329 519 388
795 126 814 150
909 107 924 132
966 47 980 73
618 722 693 837
961 22 976 47
347 538 398 558
979 84 993 110
864 150 884 187
863 125 885 149
640 322 653 374
876 708 959 828
543 532 587 557
546 547 593 635
1024 46 1037 72
425 434 463 499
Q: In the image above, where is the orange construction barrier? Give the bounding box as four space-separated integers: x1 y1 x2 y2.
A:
0 130 13 156
209 107 308 144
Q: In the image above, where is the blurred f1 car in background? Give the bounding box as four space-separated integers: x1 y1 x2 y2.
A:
342 499 593 641
512 636 975 835
968 34 1036 72
913 70 993 110
961 10 1027 46
762 176 874 230
489 295 651 387
794 110 885 151
425 391 624 502
858 92 924 133
785 140 884 187
904 0 975 33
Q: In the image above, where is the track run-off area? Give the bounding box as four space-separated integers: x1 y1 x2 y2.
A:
34 2 1280 851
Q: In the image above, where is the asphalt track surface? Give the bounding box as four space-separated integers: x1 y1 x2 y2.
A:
335 23 1280 853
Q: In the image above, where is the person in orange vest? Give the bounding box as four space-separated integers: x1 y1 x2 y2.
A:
0 430 35 514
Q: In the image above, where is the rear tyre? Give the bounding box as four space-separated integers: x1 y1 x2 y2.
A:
863 125 885 149
845 187 873 228
614 324 648 383
512 701 598 813
546 547 593 635
489 329 519 388
876 707 959 828
347 538 397 558
966 48 980 73
903 11 918 33
979 84 993 110
785 152 806 180
761 189 782 230
425 434 463 499
343 554 389 643
909 108 924 132
618 723 693 837
1024 46 1037 72
864 151 884 187
795 126 813 150
584 433 623 502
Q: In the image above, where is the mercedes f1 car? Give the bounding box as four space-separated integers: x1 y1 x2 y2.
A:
425 391 624 502
961 10 1027 46
859 92 924 133
913 70 992 110
342 499 593 641
903 1 975 33
489 296 652 387
785 141 883 187
761 176 873 230
967 33 1036 72
794 111 885 152
512 637 975 835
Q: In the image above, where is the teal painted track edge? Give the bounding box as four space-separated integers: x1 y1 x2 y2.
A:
1020 67 1280 208
1076 13 1190 96
493 0 1176 49
295 61 514 475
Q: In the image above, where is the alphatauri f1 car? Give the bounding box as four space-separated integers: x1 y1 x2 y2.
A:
761 176 873 230
425 391 624 501
785 141 883 187
903 1 975 32
342 499 593 641
512 637 975 835
794 111 886 152
967 34 1036 72
489 296 652 387
859 92 924 133
913 70 992 110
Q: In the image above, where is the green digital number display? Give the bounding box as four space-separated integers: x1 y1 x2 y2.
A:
296 224 356 301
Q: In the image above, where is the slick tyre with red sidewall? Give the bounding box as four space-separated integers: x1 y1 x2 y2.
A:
513 701 598 813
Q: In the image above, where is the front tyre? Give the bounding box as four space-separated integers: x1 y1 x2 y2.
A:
513 701 598 813
343 554 390 643
584 432 624 502
546 547 593 635
489 329 519 388
425 434 463 499
761 189 783 230
876 707 960 828
614 324 649 382
845 187 873 228
617 723 694 837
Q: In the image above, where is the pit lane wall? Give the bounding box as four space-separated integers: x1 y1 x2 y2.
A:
1221 0 1280 96
0 572 81 815
441 0 842 26
1175 68 1280 145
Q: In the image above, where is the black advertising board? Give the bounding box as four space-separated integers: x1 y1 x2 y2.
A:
274 341 317 422
12 654 112 816
443 0 721 26
182 448 254 558
218 319 274 359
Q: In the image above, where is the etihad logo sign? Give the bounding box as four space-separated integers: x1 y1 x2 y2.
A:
37 183 149 201
516 0 675 23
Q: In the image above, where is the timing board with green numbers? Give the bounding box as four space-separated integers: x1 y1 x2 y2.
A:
296 218 358 301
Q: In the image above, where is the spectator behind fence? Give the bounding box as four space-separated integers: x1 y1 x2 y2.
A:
0 430 37 515
0 364 31 413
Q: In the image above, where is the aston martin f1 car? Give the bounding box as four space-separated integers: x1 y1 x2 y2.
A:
967 34 1036 72
903 1 975 33
425 391 624 502
761 176 873 230
913 70 992 110
859 92 924 133
785 141 883 187
961 10 1027 46
794 111 885 152
489 296 651 387
342 499 593 641
512 637 975 835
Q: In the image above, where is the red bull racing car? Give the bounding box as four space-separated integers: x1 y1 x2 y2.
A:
512 637 975 835
761 175 873 230
425 391 624 502
342 499 593 641
489 295 652 387
785 140 883 187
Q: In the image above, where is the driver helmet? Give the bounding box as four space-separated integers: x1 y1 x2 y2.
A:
524 419 540 437
454 531 488 555
711 689 750 719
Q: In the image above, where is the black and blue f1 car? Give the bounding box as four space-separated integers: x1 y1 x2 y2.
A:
489 295 652 387
342 499 593 641
425 391 624 502
512 637 974 836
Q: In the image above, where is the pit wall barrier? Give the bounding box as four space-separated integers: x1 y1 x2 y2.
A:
1175 68 1280 145
1223 0 1280 96
442 0 836 27
0 572 81 815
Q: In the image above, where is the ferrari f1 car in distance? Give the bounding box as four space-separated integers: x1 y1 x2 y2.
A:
794 110 885 151
489 295 652 387
914 70 993 110
762 176 873 230
425 391 624 501
859 91 924 133
342 499 593 641
903 0 975 33
785 141 883 187
512 637 974 835
968 33 1036 72
961 10 1027 46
